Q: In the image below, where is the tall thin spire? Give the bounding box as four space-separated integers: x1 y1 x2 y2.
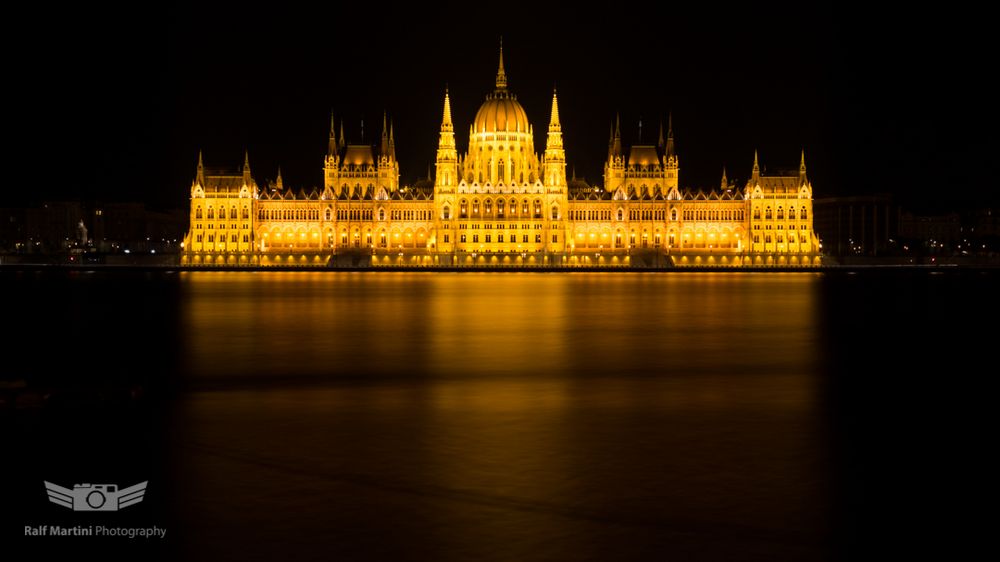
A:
549 88 560 128
799 149 807 182
612 113 622 157
328 112 338 156
338 122 345 148
380 111 390 156
242 150 251 184
276 166 283 190
665 112 675 158
196 150 205 185
752 150 760 182
389 120 396 161
721 166 728 190
495 38 508 91
441 87 453 130
658 120 665 150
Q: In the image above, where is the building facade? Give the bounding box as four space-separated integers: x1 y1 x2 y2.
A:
182 51 821 267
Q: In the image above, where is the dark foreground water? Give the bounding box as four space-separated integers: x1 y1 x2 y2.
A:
3 271 995 561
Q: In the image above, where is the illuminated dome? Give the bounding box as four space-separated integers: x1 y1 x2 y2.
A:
474 94 530 134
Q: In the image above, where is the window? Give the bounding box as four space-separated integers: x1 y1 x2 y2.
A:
765 207 773 220
325 208 332 221
473 234 479 243
460 234 467 243
551 206 559 220
195 207 203 219
801 207 808 219
379 209 385 221
196 234 203 242
207 207 215 219
443 206 450 220
498 234 504 243
551 234 558 243
671 209 677 221
789 208 796 220
535 234 541 243
230 234 237 243
208 234 215 243
753 208 761 220
444 234 450 243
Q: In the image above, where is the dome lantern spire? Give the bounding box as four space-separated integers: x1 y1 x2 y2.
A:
495 37 508 91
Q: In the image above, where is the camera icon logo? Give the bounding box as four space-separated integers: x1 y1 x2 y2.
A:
44 481 147 512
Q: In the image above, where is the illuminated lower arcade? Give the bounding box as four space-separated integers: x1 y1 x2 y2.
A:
182 50 822 267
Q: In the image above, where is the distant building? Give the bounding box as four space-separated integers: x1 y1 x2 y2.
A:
182 48 821 267
813 194 898 257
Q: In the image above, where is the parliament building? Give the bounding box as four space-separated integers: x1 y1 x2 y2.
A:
181 49 821 267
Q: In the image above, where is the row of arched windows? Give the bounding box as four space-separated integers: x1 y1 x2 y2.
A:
754 206 808 220
195 206 250 220
682 209 745 221
257 208 320 221
458 198 545 219
390 210 432 221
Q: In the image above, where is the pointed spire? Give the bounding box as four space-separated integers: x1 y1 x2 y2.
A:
495 37 508 91
243 150 251 183
658 120 665 150
752 150 760 182
721 166 728 190
441 87 453 130
389 120 396 161
276 167 284 190
799 149 807 182
665 112 675 158
338 122 345 148
549 88 560 128
612 113 622 156
196 150 205 185
328 112 338 156
380 111 390 156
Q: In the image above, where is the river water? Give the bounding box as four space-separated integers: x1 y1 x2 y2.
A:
5 270 995 561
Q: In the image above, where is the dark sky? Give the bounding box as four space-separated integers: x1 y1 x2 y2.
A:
10 3 997 212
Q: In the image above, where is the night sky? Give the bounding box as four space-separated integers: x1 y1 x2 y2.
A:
10 3 996 212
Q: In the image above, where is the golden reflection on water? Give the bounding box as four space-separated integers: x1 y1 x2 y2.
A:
173 272 826 559
180 271 820 382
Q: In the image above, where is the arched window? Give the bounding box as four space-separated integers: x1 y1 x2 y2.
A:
485 199 492 215
325 208 332 221
195 207 203 219
671 208 678 221
496 200 504 217
473 199 480 215
753 208 761 220
230 208 237 219
788 208 796 220
443 206 451 220
801 207 808 219
523 199 529 215
765 207 772 220
379 209 385 221
207 207 215 219
617 208 624 221
551 206 559 220
460 200 468 218
777 207 784 220
533 199 542 218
